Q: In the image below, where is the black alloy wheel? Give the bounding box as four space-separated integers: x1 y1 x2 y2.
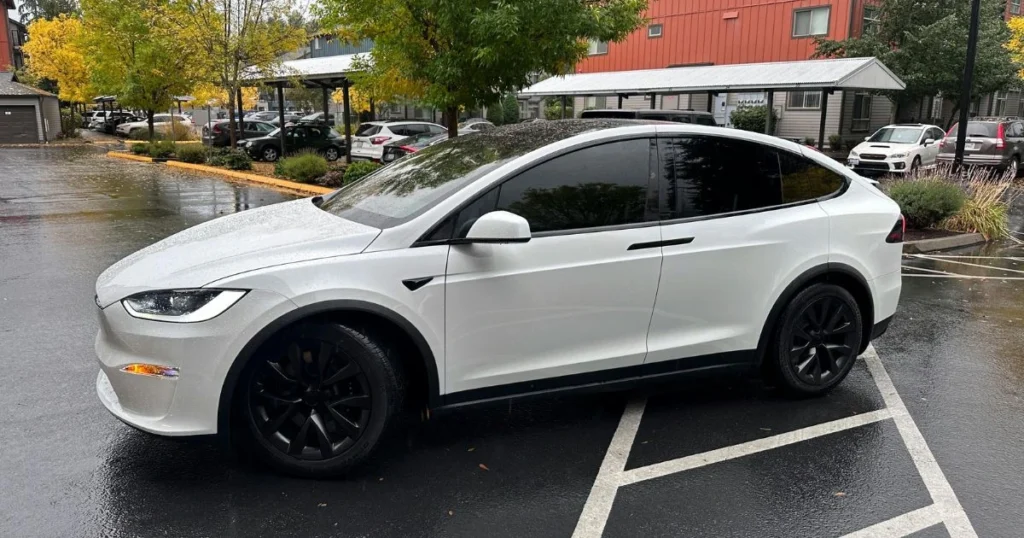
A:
238 322 405 477
773 283 863 395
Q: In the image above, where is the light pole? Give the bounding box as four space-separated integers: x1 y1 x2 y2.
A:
953 0 983 170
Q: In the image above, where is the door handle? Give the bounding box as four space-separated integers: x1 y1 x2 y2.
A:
627 237 694 251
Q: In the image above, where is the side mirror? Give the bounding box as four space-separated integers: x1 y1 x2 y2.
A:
863 136 870 141
923 138 936 146
455 211 531 244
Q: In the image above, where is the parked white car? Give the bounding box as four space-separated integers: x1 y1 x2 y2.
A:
847 123 946 175
94 120 903 477
350 120 446 161
115 113 193 137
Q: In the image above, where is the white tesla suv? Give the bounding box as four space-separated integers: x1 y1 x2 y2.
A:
94 120 903 476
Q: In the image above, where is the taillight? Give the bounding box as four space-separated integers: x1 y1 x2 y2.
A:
212 123 222 134
996 123 1006 149
886 215 905 244
938 138 946 148
399 146 416 153
371 136 391 145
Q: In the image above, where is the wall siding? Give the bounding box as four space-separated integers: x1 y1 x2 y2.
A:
774 91 841 142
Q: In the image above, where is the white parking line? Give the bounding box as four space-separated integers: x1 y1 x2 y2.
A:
908 255 1024 275
862 347 977 538
573 346 977 538
902 265 959 275
901 274 1024 280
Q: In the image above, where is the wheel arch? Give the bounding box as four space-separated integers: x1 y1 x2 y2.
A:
755 263 875 367
217 300 441 437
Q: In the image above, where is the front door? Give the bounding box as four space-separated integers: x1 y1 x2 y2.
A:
444 138 663 396
645 135 840 366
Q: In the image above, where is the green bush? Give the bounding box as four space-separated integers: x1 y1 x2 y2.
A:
175 144 208 164
503 93 521 125
886 180 966 229
544 99 573 120
803 137 816 146
128 128 150 141
130 142 150 155
729 105 779 133
829 134 843 151
207 148 252 170
275 152 329 183
344 161 382 183
148 140 176 159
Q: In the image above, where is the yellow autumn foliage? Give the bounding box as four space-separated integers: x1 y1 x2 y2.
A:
22 15 93 102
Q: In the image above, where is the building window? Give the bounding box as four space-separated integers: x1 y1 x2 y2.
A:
793 7 830 37
852 92 872 132
648 24 663 38
588 40 608 55
863 6 880 35
1013 0 1021 15
787 91 822 110
931 95 944 119
994 91 1008 116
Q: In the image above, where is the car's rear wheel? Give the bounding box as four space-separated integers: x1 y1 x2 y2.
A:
323 147 340 161
236 321 405 477
1008 156 1020 178
261 146 279 162
770 283 863 396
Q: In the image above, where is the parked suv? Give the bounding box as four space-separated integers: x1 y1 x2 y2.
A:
94 120 902 477
936 117 1024 176
350 120 447 161
847 124 945 176
580 108 718 126
239 124 346 162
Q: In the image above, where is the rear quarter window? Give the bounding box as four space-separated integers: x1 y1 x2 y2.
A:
356 124 382 136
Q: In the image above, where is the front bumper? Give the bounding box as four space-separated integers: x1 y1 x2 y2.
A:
848 159 909 175
95 289 297 436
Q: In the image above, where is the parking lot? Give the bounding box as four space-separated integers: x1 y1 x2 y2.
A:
2 147 1023 537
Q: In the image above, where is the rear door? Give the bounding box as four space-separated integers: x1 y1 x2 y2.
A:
645 135 837 367
443 137 663 394
921 127 943 165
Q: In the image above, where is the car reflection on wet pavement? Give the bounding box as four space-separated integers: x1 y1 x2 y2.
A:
1 147 1023 538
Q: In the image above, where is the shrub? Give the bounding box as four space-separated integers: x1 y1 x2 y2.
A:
829 134 843 151
544 99 573 120
885 179 966 229
315 170 346 188
845 138 860 151
344 161 382 183
175 144 208 164
128 128 150 141
943 177 1014 239
130 142 150 155
729 105 779 133
148 140 176 159
275 152 329 183
803 137 816 146
208 148 252 170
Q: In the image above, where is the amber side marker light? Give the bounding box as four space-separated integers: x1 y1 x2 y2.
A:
120 364 180 378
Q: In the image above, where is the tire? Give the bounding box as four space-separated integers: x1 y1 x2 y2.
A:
324 147 340 162
1008 156 1020 179
769 283 863 397
261 146 279 162
910 156 921 172
235 321 405 477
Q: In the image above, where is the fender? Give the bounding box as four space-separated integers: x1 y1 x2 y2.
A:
754 262 874 366
217 300 441 436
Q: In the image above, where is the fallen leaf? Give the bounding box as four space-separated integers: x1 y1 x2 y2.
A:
834 492 846 497
318 502 328 507
468 447 475 452
448 510 454 516
479 463 490 471
379 477 384 481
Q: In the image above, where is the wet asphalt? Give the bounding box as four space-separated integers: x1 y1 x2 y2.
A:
1 147 1023 537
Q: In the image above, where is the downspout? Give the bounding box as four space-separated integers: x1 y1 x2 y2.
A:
38 96 48 143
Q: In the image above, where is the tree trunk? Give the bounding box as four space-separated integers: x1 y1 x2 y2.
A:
227 90 238 148
446 106 459 138
147 109 155 141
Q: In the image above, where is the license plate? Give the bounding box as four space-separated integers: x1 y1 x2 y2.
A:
965 143 979 151
848 158 859 166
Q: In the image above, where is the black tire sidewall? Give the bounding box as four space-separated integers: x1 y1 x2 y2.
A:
237 322 400 477
773 283 863 396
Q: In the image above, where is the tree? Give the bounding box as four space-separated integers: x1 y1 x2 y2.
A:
17 0 80 24
318 0 648 136
814 0 1018 127
485 100 505 125
82 0 207 139
172 0 306 146
502 93 520 125
21 14 93 125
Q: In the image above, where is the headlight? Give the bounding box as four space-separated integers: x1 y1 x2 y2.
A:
890 152 908 159
849 151 859 158
239 140 250 147
122 289 246 323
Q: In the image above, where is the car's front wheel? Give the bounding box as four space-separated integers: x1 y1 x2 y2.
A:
261 146 279 162
770 283 863 396
323 147 340 161
236 321 405 477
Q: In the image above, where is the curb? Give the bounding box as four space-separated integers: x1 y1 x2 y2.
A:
165 160 334 196
903 233 985 254
107 151 154 163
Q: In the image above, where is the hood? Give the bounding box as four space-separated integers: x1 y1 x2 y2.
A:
853 141 914 155
95 199 380 307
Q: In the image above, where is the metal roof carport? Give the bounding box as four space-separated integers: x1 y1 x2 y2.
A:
518 57 906 150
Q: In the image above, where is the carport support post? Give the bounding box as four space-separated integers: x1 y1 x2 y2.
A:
650 93 657 109
818 90 829 150
617 94 623 109
342 79 353 164
321 85 330 124
276 84 286 156
765 91 774 135
707 92 714 113
561 96 567 119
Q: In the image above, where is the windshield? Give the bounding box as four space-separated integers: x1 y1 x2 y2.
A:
868 127 923 144
318 119 641 228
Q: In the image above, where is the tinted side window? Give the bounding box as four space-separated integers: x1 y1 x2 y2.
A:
493 139 652 233
777 150 845 202
428 125 446 135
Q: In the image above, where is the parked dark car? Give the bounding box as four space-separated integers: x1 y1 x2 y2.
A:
580 108 718 126
268 114 303 126
98 112 141 135
380 132 447 163
239 124 346 162
936 117 1024 176
202 120 277 147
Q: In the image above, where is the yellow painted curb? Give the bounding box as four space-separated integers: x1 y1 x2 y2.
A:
107 151 154 163
165 160 334 196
